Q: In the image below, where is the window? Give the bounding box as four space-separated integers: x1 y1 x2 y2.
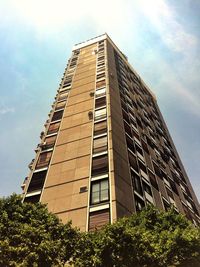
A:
47 122 60 134
91 179 109 205
58 91 69 101
126 134 135 153
42 135 57 150
55 101 66 110
96 80 106 89
92 154 108 176
135 195 145 211
36 151 52 169
93 136 107 154
89 209 109 231
143 181 152 196
95 96 106 109
51 110 63 121
95 87 106 98
94 108 106 121
148 170 158 190
24 194 40 203
94 121 107 136
129 152 139 172
27 170 47 192
132 171 143 196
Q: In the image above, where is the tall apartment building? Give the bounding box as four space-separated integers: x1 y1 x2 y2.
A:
22 34 200 231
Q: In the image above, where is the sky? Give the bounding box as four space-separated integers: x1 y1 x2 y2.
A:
0 0 200 201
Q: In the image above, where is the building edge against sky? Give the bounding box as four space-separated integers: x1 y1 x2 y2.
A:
21 33 200 231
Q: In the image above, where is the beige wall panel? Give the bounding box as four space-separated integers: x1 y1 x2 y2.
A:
75 65 96 75
74 69 96 81
42 180 88 213
51 137 91 164
57 122 92 145
64 99 93 118
72 75 95 88
70 82 95 96
57 207 87 231
67 91 93 106
62 110 92 129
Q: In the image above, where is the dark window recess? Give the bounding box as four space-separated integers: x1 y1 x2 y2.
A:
36 151 52 169
160 151 170 163
163 199 171 211
95 96 106 109
126 135 135 153
135 144 144 156
122 110 130 123
141 140 149 154
166 188 174 199
124 121 132 137
121 100 128 112
47 122 60 134
93 136 107 154
148 170 159 190
143 181 152 196
42 135 57 150
132 171 143 196
136 117 143 129
27 170 47 192
92 155 108 176
135 195 145 211
94 121 107 136
90 179 109 205
169 180 178 195
138 160 147 174
89 209 110 231
129 152 139 172
24 194 40 204
153 162 161 178
51 110 63 121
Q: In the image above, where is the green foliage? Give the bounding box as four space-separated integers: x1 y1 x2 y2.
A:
0 194 79 267
0 195 199 267
72 206 200 267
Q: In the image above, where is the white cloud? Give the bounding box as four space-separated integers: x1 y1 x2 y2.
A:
138 0 198 54
0 107 15 115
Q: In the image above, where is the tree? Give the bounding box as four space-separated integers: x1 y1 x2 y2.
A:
72 206 200 267
1 195 199 267
0 194 79 267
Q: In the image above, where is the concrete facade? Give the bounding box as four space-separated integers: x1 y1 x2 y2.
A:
22 34 200 230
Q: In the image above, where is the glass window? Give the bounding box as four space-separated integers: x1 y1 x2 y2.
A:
92 154 108 176
47 122 60 134
94 121 107 136
93 136 107 154
132 171 143 196
94 108 106 121
95 87 106 98
95 96 106 109
52 110 63 121
55 101 66 110
42 135 57 150
91 179 109 205
36 151 52 169
27 170 47 192
129 152 139 172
